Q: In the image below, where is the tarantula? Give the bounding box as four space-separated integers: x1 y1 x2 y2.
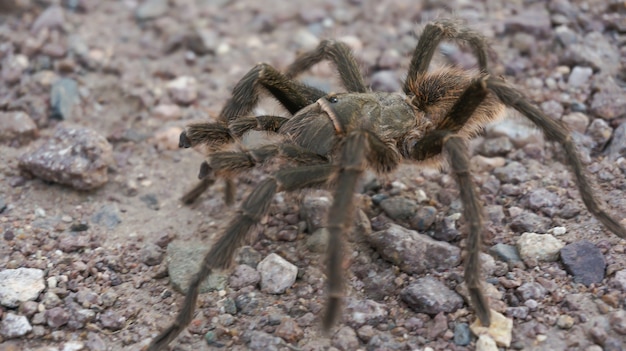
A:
148 20 626 350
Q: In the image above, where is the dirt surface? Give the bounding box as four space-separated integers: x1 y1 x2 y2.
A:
1 0 626 350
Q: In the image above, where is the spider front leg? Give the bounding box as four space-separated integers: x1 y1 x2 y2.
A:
487 78 626 238
148 164 334 351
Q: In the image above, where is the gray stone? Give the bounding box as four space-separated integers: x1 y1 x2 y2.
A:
300 191 331 232
493 161 528 184
343 298 388 328
248 330 283 351
332 325 360 351
401 277 464 315
140 243 164 266
0 268 45 308
45 307 70 328
99 310 125 331
380 196 418 221
50 78 80 120
510 211 552 234
228 264 261 290
257 253 297 294
489 243 521 263
91 204 121 229
135 0 168 20
560 241 606 286
504 5 551 37
0 313 32 338
0 111 38 146
31 5 65 33
478 136 513 157
527 188 561 211
563 32 620 75
517 232 564 265
611 269 626 292
562 112 589 134
568 66 593 87
166 241 228 294
516 282 548 301
18 126 113 190
607 123 626 161
454 322 471 346
587 118 612 150
365 224 461 274
305 227 329 253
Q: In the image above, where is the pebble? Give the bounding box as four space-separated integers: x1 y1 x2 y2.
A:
504 5 551 37
343 298 388 328
166 76 198 105
470 309 513 347
45 307 70 328
478 136 513 157
611 269 626 292
587 118 612 149
607 123 626 161
401 277 463 315
332 325 359 350
493 161 528 184
453 322 471 346
506 306 529 319
0 111 37 146
18 126 113 190
516 282 548 301
135 0 168 20
556 314 575 329
274 317 303 343
365 223 461 274
379 196 418 221
31 5 65 33
409 205 437 231
568 66 593 87
510 211 552 234
591 78 626 120
564 32 620 76
0 268 45 308
300 192 331 232
90 204 122 229
0 313 32 338
560 241 606 286
152 104 183 120
486 120 542 148
166 241 228 293
99 310 125 331
2 54 29 84
562 112 589 134
305 227 329 253
228 264 261 289
527 188 561 212
517 232 564 265
140 243 164 266
489 243 521 263
248 330 283 351
257 253 297 294
50 78 80 120
609 310 626 335
476 334 498 351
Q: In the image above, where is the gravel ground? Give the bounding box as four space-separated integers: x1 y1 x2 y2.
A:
1 0 626 350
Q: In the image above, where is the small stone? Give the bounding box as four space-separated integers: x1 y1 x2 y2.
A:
300 191 331 232
476 334 498 351
0 313 32 338
478 136 513 157
591 78 626 120
504 5 551 37
257 253 297 294
471 155 507 173
139 194 160 210
489 243 521 263
560 241 606 286
343 298 388 328
99 310 125 331
510 212 552 234
274 317 303 343
409 205 437 231
487 120 543 148
516 282 548 301
50 78 80 120
365 224 461 274
527 188 560 212
305 227 329 253
454 323 471 346
135 0 168 20
153 126 183 151
0 268 46 308
470 309 513 347
611 269 626 292
517 233 564 265
562 112 589 134
380 196 418 221
18 126 113 190
506 306 529 319
332 325 359 350
607 123 626 161
556 315 575 329
228 264 261 290
493 161 528 184
401 277 464 315
167 76 198 105
31 5 65 33
0 111 38 146
587 119 612 149
153 104 183 120
609 310 626 335
248 330 283 351
45 307 70 328
166 241 228 293
568 66 593 87
140 243 164 266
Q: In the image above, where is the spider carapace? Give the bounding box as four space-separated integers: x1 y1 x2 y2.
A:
147 20 626 350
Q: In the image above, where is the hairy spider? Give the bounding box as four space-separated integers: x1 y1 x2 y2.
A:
148 20 626 350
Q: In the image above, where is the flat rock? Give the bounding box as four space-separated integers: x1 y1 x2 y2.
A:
365 223 461 274
401 277 464 315
18 126 113 190
560 240 606 286
0 268 45 308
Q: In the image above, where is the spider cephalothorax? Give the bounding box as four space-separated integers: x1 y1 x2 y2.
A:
148 20 626 350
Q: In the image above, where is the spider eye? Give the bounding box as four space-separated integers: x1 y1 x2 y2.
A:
328 96 338 103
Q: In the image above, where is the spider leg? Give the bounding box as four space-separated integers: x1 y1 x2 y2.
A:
487 78 626 238
404 20 489 95
285 40 367 93
148 164 335 351
323 130 401 330
220 63 326 122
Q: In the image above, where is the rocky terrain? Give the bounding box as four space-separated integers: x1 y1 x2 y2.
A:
1 0 626 350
